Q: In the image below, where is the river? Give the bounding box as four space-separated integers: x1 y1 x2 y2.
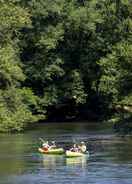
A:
0 122 132 184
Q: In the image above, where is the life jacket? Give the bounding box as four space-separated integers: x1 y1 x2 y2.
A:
43 147 48 151
42 143 49 151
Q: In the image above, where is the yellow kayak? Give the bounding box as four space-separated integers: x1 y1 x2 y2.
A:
65 150 85 157
38 147 64 155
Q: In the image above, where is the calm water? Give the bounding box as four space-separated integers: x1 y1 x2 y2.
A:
0 122 132 184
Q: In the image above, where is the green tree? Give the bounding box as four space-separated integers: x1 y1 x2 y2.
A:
21 0 103 120
0 0 132 132
97 0 132 132
0 1 42 132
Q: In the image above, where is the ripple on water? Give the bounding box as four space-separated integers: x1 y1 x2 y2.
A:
0 122 132 184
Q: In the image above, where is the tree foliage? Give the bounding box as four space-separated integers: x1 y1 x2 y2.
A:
0 0 132 132
0 1 42 132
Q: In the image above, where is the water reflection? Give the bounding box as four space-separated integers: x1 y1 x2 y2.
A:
66 156 87 168
42 155 64 170
41 154 88 170
1 123 132 184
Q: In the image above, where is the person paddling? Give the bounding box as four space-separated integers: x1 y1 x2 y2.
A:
49 141 57 149
78 142 87 153
70 144 79 152
42 141 50 151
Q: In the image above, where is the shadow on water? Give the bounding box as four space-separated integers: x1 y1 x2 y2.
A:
0 122 132 184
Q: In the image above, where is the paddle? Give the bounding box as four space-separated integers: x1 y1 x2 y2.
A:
39 137 46 143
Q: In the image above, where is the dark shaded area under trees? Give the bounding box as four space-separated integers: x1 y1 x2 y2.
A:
0 0 131 132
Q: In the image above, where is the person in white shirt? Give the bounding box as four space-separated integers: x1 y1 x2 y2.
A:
79 142 87 153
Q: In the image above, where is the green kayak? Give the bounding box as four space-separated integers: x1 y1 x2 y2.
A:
65 150 85 157
38 147 64 155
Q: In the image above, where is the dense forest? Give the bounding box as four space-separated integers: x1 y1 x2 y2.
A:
0 0 131 132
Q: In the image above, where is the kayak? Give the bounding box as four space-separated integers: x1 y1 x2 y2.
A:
65 150 85 158
38 147 64 155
